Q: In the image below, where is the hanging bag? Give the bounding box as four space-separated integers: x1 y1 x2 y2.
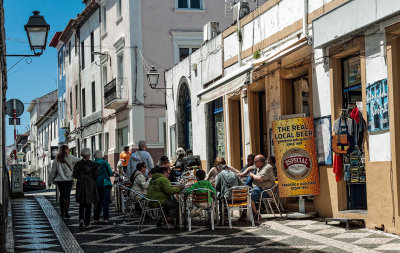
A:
332 117 354 154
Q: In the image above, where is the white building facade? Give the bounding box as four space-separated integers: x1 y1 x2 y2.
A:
166 0 400 234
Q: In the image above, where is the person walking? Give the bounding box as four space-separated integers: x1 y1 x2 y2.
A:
48 144 80 218
127 140 154 178
93 150 113 223
73 148 99 227
119 146 131 175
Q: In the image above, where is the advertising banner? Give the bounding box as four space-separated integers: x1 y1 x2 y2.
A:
366 78 389 132
272 117 320 197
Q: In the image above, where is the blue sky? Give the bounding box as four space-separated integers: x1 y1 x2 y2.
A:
5 0 84 146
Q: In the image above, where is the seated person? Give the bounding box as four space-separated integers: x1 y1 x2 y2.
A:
215 164 243 200
215 164 243 224
186 149 193 156
238 154 256 186
185 170 216 217
130 162 151 194
268 156 277 179
158 155 177 182
181 153 201 172
205 157 239 185
240 154 255 173
244 155 275 220
171 148 186 177
146 166 184 227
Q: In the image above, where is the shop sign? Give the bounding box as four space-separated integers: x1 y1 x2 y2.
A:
366 78 389 132
272 117 320 197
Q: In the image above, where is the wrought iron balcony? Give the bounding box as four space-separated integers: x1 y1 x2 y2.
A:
104 78 128 109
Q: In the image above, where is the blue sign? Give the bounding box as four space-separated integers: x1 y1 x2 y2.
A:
366 78 389 132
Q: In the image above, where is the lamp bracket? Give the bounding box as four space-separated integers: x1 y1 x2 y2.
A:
2 54 41 57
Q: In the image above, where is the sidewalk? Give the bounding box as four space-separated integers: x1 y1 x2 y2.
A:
8 190 400 253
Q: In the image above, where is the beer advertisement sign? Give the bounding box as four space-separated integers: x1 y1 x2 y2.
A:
272 117 320 197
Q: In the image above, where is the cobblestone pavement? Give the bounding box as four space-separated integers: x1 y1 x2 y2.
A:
11 190 400 252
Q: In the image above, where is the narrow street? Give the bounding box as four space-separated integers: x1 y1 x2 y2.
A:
9 190 400 253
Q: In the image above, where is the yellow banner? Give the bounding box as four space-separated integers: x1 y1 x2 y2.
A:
272 117 320 197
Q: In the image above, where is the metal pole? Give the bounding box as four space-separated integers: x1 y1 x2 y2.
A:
13 99 17 164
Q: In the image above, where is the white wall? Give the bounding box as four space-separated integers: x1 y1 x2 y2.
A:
364 29 391 162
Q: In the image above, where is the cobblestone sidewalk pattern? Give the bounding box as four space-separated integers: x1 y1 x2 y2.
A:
11 191 400 253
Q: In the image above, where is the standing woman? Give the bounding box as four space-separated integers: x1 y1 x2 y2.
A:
73 148 99 227
93 150 113 223
48 144 80 218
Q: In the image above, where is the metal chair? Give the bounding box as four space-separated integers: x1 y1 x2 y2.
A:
137 193 170 232
186 188 215 231
223 186 255 228
122 186 144 221
257 184 283 218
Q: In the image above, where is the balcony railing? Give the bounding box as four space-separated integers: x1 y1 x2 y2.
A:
104 78 128 109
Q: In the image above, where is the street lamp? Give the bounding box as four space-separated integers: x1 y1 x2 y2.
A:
147 66 160 89
146 66 172 90
4 10 50 57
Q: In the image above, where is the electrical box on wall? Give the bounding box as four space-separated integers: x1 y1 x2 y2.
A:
203 22 219 42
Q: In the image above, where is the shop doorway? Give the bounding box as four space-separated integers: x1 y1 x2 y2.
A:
282 75 311 116
259 92 268 157
249 89 267 156
341 54 367 210
177 80 193 151
212 97 225 161
228 97 243 170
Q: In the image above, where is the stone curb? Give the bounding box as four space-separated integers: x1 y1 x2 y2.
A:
5 200 14 253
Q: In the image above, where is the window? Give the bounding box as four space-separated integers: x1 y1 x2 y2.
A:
117 0 122 18
101 4 107 33
50 122 52 141
105 132 109 153
90 31 94 62
82 88 86 117
58 51 62 79
91 136 96 156
98 133 102 151
83 138 87 148
117 53 125 98
92 81 96 112
68 42 71 64
75 34 79 56
75 84 78 112
69 91 73 116
102 65 107 87
292 77 311 116
177 0 202 9
179 47 199 62
342 55 362 109
81 41 85 69
53 119 56 138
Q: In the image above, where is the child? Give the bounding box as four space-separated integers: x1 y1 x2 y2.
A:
185 170 216 217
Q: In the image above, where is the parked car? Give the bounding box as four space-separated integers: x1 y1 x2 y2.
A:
23 177 46 191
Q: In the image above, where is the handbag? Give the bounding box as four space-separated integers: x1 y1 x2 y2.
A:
332 117 354 154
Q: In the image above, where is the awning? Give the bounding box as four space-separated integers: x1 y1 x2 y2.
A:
197 63 252 104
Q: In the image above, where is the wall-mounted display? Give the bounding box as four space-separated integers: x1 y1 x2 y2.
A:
366 78 389 132
314 116 332 165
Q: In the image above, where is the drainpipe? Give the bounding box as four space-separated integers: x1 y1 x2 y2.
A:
303 0 311 44
237 14 242 67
